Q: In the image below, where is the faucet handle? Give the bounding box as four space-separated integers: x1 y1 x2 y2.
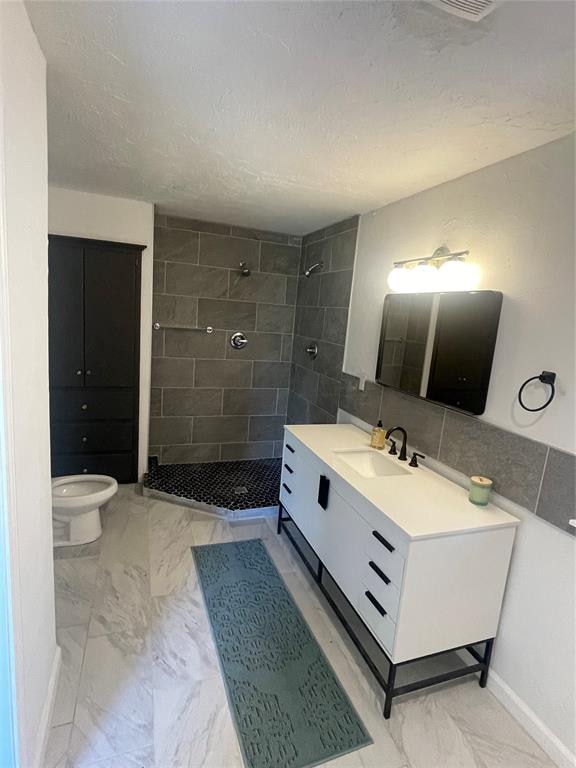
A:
388 439 397 456
409 452 425 468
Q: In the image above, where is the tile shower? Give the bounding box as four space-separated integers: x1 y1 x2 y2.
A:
150 215 300 463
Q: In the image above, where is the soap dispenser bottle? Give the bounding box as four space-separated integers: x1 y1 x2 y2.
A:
370 420 386 450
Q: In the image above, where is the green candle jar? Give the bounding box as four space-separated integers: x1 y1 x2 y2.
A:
469 475 493 506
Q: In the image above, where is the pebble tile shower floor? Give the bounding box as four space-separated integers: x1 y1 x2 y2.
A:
144 457 282 512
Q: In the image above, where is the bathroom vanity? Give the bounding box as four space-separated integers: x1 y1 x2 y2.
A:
278 423 518 717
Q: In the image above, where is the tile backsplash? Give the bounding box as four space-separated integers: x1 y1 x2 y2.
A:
150 215 300 463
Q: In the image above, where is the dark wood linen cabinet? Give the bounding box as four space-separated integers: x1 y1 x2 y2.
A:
48 235 144 483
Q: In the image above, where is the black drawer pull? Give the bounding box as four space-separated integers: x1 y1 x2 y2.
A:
368 561 390 585
317 475 330 510
372 530 395 553
282 483 292 495
365 590 387 617
283 463 293 474
286 443 295 453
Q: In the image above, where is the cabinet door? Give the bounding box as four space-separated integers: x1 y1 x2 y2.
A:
84 246 140 387
48 239 84 386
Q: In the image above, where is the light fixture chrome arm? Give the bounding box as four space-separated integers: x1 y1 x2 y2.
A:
153 321 214 334
392 248 469 268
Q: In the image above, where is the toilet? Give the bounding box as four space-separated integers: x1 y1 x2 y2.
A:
52 475 118 547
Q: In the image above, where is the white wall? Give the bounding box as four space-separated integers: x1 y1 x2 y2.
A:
48 187 154 479
0 4 59 766
344 136 576 765
345 135 575 454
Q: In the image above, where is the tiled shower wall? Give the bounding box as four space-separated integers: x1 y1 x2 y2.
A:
149 215 300 463
287 216 359 424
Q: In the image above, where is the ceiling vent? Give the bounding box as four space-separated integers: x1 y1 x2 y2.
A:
424 0 499 22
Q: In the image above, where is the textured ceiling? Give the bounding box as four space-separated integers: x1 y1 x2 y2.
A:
27 0 574 234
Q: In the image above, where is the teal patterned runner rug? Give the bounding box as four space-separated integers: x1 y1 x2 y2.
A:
192 539 372 768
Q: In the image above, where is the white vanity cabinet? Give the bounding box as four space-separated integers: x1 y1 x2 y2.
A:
278 424 518 716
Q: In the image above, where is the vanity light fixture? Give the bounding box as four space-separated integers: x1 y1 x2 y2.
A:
386 246 478 293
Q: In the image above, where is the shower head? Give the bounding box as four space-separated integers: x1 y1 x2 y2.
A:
303 261 323 277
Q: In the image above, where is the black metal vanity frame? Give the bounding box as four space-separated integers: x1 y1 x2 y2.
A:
277 502 494 718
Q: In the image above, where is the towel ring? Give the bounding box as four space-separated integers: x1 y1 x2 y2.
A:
517 371 556 412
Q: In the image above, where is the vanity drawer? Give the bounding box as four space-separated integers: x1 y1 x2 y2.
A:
51 452 134 483
361 560 401 621
51 422 134 453
50 389 134 421
365 530 405 588
282 437 298 466
279 480 295 511
357 586 396 656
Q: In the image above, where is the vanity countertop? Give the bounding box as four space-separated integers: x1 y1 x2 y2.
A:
285 423 519 541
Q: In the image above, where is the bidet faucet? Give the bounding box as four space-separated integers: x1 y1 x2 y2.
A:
385 426 408 461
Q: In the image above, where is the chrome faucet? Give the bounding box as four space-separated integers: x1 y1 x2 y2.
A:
385 426 408 461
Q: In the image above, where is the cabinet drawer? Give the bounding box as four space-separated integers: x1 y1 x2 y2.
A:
361 560 401 621
365 529 405 588
357 586 396 655
279 481 294 511
51 453 135 483
282 438 298 466
51 422 134 453
50 389 134 421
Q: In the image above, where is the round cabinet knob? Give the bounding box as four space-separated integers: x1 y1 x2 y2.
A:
86 370 92 376
81 436 88 443
81 403 88 411
82 468 88 473
76 370 82 376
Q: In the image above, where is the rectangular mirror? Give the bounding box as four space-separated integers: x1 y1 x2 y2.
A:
376 291 503 415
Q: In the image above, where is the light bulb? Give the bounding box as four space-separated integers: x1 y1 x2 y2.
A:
438 258 480 291
410 261 439 293
387 265 410 292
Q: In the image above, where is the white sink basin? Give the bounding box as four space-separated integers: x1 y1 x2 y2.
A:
333 449 410 478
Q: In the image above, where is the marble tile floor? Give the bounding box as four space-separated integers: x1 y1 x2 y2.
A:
46 484 555 768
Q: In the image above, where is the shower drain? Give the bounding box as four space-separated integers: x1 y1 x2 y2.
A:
234 486 249 495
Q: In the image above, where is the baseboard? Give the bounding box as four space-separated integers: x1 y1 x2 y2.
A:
32 645 61 768
487 669 576 768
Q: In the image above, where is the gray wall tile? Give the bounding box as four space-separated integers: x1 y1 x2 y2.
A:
229 272 286 304
149 445 161 457
316 375 340 416
162 388 222 417
439 409 548 511
304 240 331 269
220 442 275 460
152 329 164 357
285 276 298 305
154 227 199 263
199 234 259 269
308 403 336 424
165 263 229 298
153 261 166 293
164 329 226 359
149 417 191 445
153 294 198 327
281 335 293 362
295 306 324 338
197 298 257 331
319 270 353 308
322 307 349 345
260 243 301 275
276 388 289 415
273 440 284 457
329 229 357 271
194 359 252 388
150 388 162 417
293 364 319 402
225 332 281 361
323 216 359 237
256 304 295 333
161 444 221 463
229 225 296 245
223 389 277 416
380 388 445 459
249 415 285 442
253 361 291 388
193 416 249 444
339 374 383 425
287 391 309 424
314 341 344 380
151 357 195 387
296 274 320 307
536 448 575 534
166 216 230 235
